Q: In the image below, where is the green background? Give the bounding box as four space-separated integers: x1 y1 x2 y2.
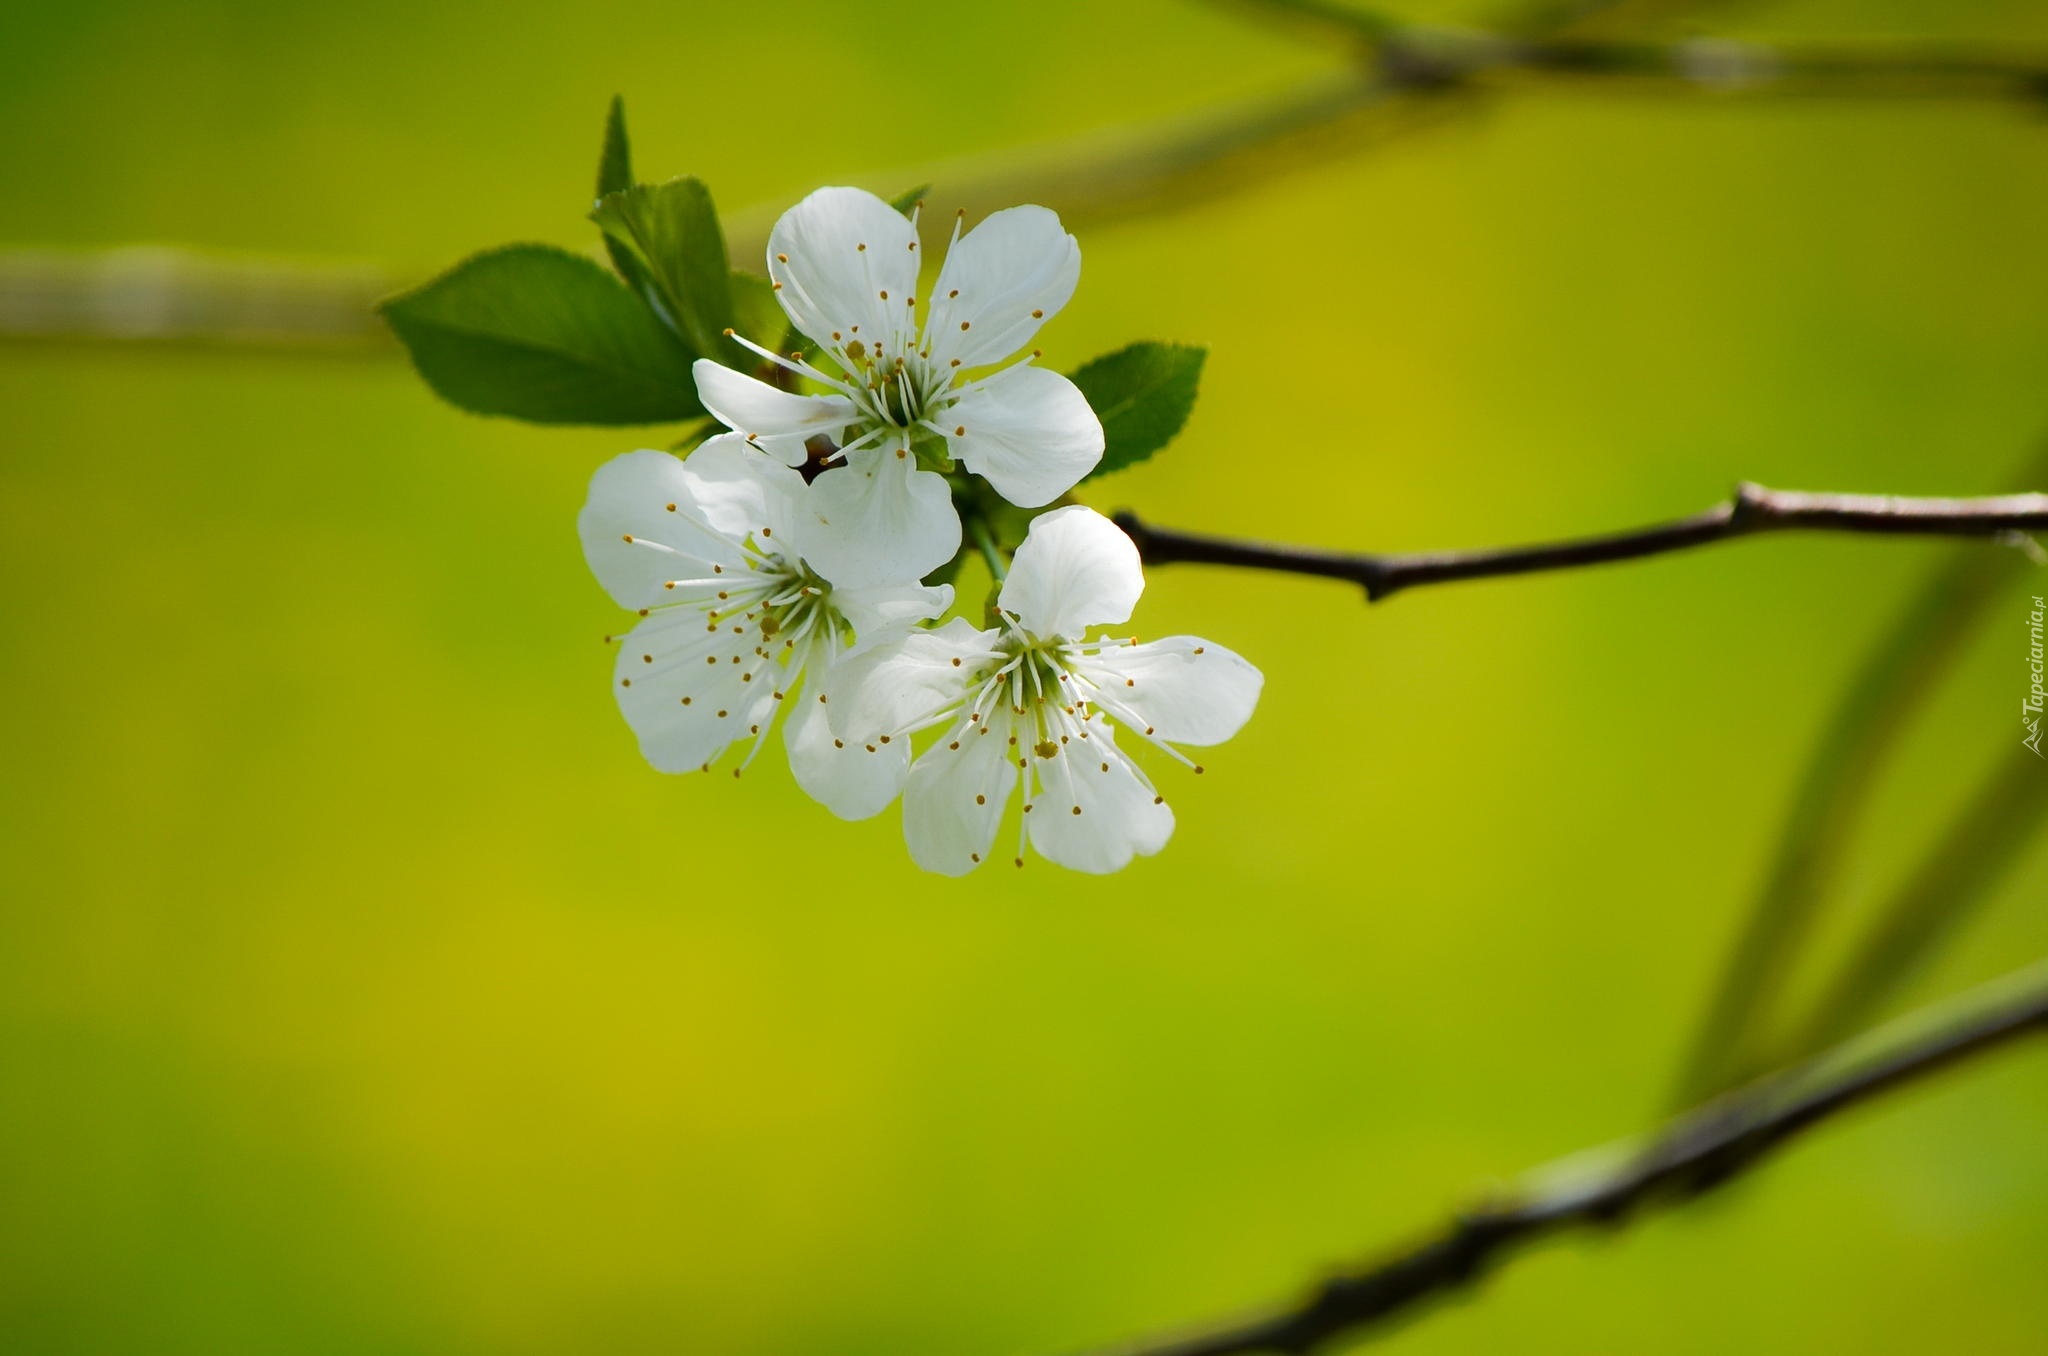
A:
4 1 2047 1351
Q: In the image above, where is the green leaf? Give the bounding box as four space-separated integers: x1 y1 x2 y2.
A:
590 177 735 360
1071 342 1206 479
597 96 634 198
593 97 651 294
889 184 931 218
380 244 702 425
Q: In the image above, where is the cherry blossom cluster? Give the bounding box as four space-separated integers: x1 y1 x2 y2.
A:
579 188 1261 873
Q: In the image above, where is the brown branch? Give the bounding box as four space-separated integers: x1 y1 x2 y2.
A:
1376 29 2048 103
1114 484 2048 602
1074 961 2048 1356
1220 3 2048 103
1493 37 2048 101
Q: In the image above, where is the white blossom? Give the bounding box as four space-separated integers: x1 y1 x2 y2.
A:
692 187 1104 587
578 436 951 818
826 507 1262 874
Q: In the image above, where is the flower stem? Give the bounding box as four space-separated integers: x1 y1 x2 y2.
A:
968 515 1008 582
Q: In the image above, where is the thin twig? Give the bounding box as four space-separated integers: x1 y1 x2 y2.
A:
1074 959 2048 1356
1113 484 2048 603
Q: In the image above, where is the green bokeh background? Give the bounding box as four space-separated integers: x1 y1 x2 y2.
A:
4 1 2047 1352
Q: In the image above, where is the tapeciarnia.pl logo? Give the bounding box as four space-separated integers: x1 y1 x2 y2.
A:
2027 595 2045 757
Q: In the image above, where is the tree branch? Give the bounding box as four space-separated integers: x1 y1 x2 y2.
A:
1075 960 2048 1356
1221 3 2048 104
1114 484 2048 602
1473 35 2048 101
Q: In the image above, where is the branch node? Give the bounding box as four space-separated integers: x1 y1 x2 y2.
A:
1997 529 2048 565
1729 480 1771 525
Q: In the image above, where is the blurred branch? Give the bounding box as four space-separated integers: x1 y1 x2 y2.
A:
1788 756 2048 1060
1221 4 2048 103
731 22 2048 258
1671 446 2048 1105
1076 958 2048 1356
2 72 1454 351
19 4 2047 348
0 247 395 350
726 0 1659 259
1488 0 1743 38
1438 33 2048 102
720 69 1460 264
1113 484 2048 602
1669 548 2029 1102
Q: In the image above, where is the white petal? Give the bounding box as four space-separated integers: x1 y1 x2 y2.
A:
999 506 1144 640
1026 729 1174 874
784 686 909 821
674 433 807 542
693 359 856 468
926 205 1080 369
578 448 753 610
766 187 920 362
831 581 955 656
825 617 1000 743
903 709 1020 876
943 364 1103 507
1078 637 1262 746
800 445 962 589
610 609 777 774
